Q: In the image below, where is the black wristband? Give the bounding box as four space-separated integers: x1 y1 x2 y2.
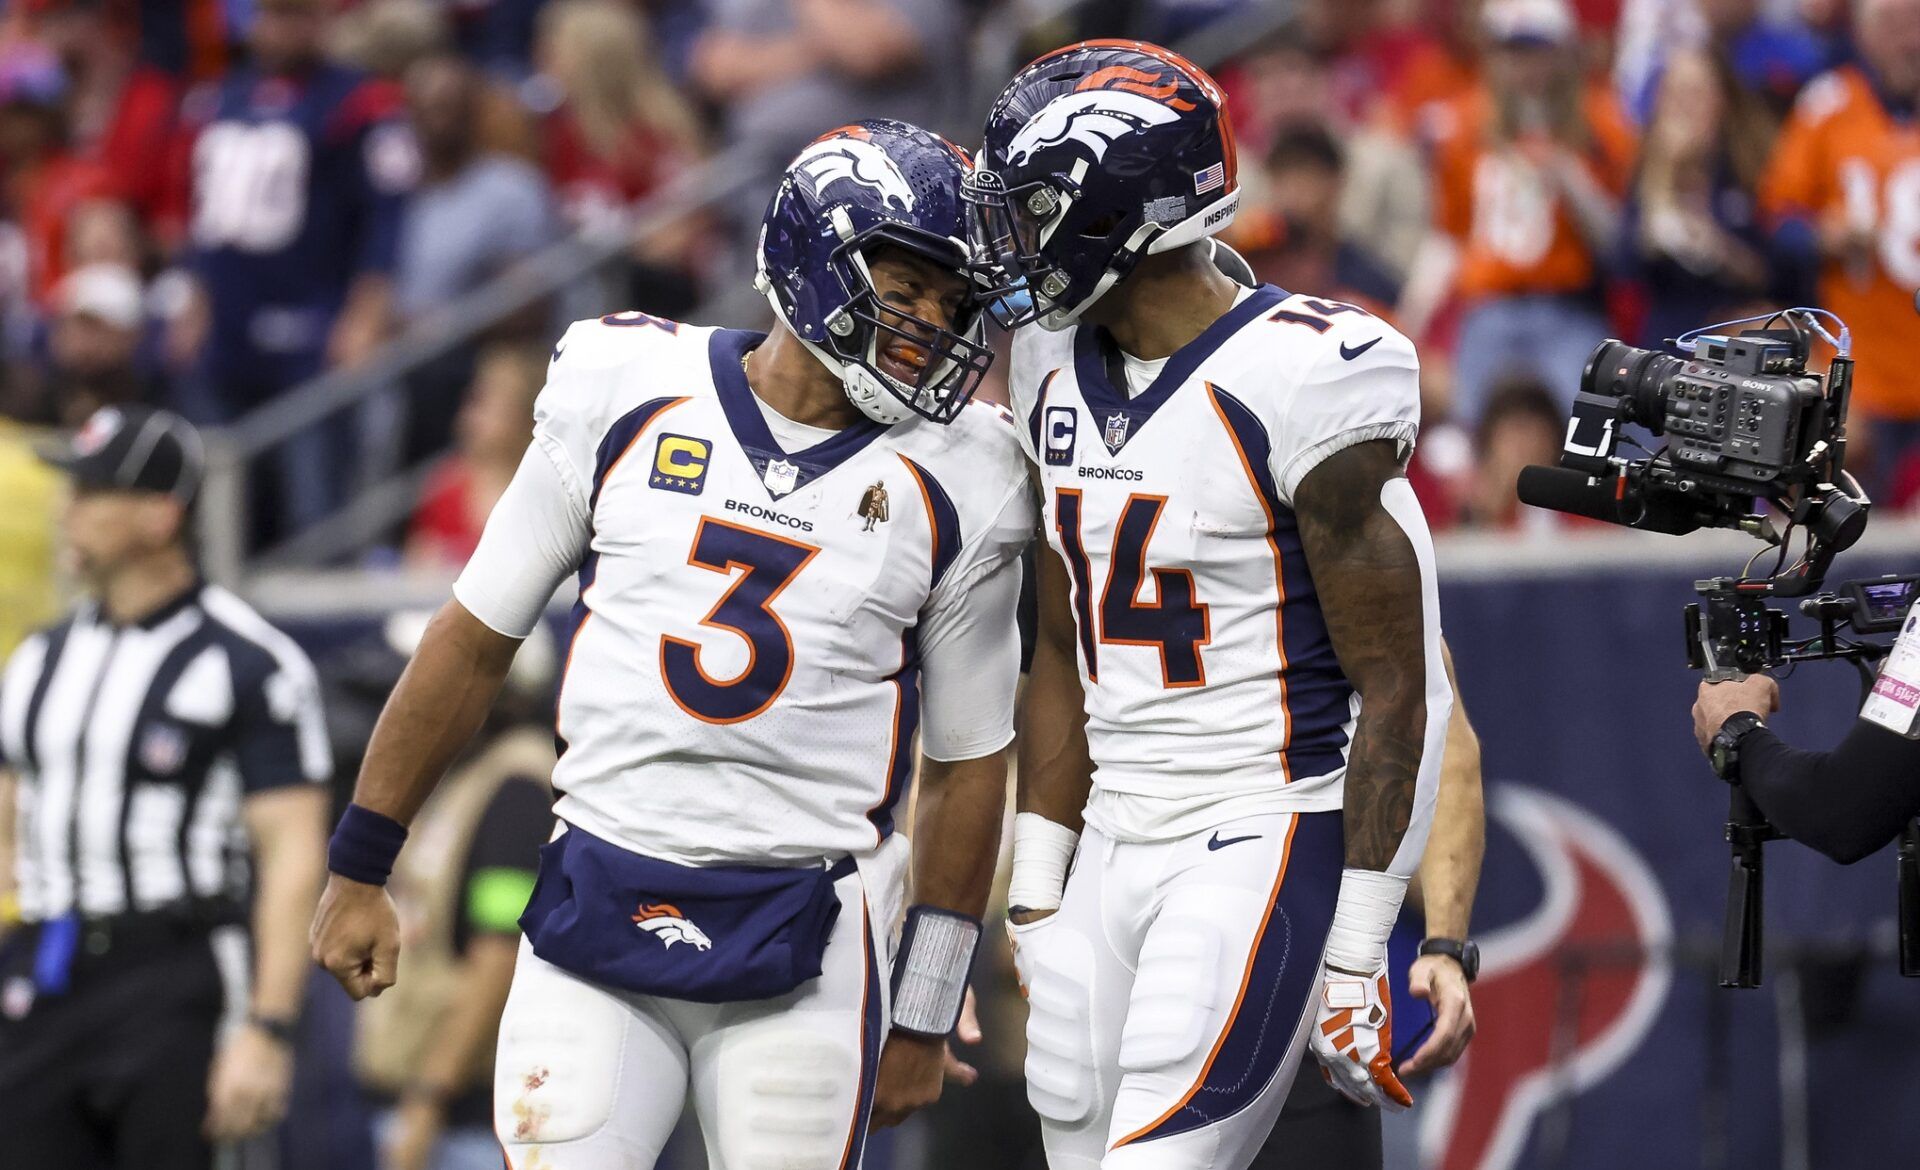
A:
327 803 409 886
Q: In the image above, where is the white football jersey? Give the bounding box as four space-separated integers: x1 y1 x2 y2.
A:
1009 285 1422 838
460 313 1032 865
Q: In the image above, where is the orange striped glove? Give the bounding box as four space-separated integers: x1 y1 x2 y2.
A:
1309 962 1413 1111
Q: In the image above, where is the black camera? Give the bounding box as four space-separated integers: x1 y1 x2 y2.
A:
1520 310 1918 989
1518 312 1867 596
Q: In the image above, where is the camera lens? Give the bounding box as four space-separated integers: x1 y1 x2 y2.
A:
1582 340 1683 428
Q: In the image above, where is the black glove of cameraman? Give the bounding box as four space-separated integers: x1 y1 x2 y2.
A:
1693 677 1920 864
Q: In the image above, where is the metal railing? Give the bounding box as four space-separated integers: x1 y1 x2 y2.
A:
197 144 763 582
200 2 1300 585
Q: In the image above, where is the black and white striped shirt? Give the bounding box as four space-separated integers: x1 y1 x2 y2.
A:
0 583 330 922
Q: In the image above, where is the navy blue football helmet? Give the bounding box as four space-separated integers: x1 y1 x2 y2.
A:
756 119 992 425
967 40 1241 330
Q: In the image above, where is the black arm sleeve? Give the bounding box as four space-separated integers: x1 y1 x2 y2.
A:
1737 720 1920 864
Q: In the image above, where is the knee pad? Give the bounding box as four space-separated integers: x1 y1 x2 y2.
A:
1017 920 1102 1126
494 956 637 1146
1117 917 1223 1075
708 1025 861 1170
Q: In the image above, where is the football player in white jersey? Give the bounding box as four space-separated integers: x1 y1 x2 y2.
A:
310 120 1034 1169
966 42 1454 1169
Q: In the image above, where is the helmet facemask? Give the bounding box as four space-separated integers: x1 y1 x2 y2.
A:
964 162 1159 332
762 218 993 426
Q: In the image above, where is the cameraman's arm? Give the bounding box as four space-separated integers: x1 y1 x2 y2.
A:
1740 721 1920 864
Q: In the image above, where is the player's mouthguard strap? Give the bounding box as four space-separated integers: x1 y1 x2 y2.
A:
327 803 409 886
890 906 981 1038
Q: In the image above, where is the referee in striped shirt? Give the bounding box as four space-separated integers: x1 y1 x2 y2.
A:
0 405 331 1167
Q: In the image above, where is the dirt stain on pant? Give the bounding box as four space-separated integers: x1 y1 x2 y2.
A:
511 1065 553 1141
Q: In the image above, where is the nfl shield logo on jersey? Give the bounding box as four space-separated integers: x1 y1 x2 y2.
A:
632 902 714 951
139 722 188 776
1103 412 1131 454
763 459 800 497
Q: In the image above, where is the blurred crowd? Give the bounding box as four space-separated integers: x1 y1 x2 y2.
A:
1 0 1919 568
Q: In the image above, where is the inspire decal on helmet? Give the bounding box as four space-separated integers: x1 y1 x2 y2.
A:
793 127 918 214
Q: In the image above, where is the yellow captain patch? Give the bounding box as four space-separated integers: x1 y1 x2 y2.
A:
650 434 711 495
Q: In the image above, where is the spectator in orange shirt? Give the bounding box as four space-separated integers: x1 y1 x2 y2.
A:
1402 0 1638 424
1376 0 1484 147
1760 0 1920 490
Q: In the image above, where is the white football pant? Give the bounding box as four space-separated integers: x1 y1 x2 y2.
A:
494 848 901 1170
1013 811 1343 1170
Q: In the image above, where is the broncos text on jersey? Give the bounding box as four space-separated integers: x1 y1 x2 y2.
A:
507 313 1032 866
1010 285 1421 838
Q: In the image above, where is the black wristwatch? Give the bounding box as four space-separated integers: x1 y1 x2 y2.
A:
1418 937 1480 983
247 1013 298 1047
1710 711 1768 780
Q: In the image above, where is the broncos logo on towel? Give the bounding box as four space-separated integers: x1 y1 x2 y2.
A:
632 902 715 951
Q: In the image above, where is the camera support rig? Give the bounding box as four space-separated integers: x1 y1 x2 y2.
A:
1687 577 1920 986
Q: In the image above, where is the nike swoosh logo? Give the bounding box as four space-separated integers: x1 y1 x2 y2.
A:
1207 832 1261 851
1340 337 1382 361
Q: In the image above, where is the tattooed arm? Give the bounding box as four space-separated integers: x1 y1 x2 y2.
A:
1294 439 1448 876
1297 437 1452 1110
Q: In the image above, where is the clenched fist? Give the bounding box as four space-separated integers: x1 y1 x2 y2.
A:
309 874 402 1000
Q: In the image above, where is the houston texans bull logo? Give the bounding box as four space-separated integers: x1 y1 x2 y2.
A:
793 132 917 213
1422 785 1672 1170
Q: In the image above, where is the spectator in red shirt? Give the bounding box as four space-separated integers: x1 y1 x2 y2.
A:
534 0 705 314
536 0 701 228
0 43 117 309
405 343 547 569
32 1 183 244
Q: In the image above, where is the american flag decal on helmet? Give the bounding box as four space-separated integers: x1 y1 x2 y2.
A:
1193 162 1225 195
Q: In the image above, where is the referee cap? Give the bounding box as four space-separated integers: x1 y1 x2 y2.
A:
41 404 205 501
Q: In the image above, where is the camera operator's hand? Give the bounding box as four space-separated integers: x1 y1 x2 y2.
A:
1692 676 1780 753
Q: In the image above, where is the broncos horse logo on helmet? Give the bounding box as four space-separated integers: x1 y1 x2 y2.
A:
967 41 1240 330
792 130 920 213
757 119 992 425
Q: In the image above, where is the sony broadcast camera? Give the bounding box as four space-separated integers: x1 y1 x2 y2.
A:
1516 309 1866 592
1518 310 1919 988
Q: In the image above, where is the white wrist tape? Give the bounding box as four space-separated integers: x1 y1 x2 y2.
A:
1008 813 1080 912
890 907 981 1037
1324 868 1411 974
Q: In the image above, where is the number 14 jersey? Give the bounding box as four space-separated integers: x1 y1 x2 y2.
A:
1009 285 1422 838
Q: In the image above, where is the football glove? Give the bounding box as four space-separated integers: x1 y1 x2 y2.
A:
1309 961 1413 1111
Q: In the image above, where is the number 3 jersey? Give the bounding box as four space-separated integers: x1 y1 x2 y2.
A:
1010 284 1422 840
454 315 1033 865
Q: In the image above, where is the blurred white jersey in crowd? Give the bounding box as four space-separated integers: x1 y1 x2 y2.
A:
1009 284 1422 842
453 312 1031 866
